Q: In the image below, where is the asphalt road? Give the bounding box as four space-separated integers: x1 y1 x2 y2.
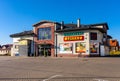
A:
0 56 120 81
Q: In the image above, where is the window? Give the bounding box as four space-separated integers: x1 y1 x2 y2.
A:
75 42 86 53
38 27 51 40
59 43 72 53
90 42 99 53
90 32 97 40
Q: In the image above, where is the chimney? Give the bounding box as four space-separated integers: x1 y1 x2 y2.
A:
77 19 80 28
61 21 64 30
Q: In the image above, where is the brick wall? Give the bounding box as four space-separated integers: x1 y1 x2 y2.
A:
34 22 55 57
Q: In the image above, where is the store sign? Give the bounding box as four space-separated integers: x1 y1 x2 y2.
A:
64 32 84 36
64 36 84 41
19 40 27 45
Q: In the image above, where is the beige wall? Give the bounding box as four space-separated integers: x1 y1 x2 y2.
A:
56 30 90 56
11 36 34 56
56 30 106 56
0 50 10 55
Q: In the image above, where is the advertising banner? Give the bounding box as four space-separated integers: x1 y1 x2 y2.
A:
75 42 86 53
59 43 72 53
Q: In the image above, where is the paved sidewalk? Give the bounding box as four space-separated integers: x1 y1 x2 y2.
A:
0 56 120 81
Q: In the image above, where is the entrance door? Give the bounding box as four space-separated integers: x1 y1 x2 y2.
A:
38 44 51 57
100 45 105 56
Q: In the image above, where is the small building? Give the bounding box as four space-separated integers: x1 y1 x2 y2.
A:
10 30 35 56
109 39 119 51
0 44 13 56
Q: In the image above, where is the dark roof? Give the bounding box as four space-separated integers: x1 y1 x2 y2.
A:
33 20 55 27
88 22 109 30
64 24 77 28
33 20 63 27
56 27 106 33
0 44 13 50
55 22 109 33
107 35 112 39
10 30 35 37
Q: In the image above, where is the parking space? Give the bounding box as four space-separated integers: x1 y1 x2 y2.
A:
0 56 120 81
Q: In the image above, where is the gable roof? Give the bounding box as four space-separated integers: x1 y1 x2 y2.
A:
0 44 13 50
109 40 119 47
10 30 35 37
33 20 55 27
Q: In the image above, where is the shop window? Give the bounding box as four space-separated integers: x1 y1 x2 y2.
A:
90 32 97 40
90 42 99 53
38 27 51 40
59 43 72 53
75 42 86 53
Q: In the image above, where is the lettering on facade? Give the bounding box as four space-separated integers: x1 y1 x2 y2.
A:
64 32 84 36
64 36 84 41
19 40 27 45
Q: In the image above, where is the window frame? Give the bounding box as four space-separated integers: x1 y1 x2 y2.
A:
90 32 97 40
37 27 51 40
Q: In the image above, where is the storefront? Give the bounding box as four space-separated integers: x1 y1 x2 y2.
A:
33 21 56 57
55 22 109 57
10 19 110 57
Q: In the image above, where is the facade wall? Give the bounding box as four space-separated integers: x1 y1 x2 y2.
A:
11 37 34 56
11 37 20 56
0 50 10 55
56 30 105 57
56 30 90 57
34 22 55 57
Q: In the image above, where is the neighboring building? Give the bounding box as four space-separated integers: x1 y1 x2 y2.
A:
10 19 117 57
0 44 13 56
10 30 35 56
109 39 119 51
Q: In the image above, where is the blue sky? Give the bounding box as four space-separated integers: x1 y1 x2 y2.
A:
0 0 120 45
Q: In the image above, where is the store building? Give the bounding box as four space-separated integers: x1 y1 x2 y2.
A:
55 20 109 57
10 19 112 57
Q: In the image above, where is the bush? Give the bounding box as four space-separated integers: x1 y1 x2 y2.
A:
110 50 120 55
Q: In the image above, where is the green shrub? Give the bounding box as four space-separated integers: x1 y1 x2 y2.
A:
110 50 120 55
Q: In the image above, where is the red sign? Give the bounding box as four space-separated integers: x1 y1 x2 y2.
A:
64 36 84 41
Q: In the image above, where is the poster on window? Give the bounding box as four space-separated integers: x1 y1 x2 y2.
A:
90 42 99 53
59 43 72 53
76 42 86 53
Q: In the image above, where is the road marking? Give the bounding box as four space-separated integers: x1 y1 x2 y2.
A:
42 75 62 81
93 79 108 81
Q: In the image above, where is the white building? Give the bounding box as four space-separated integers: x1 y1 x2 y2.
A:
0 44 13 56
55 21 109 57
10 30 35 56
